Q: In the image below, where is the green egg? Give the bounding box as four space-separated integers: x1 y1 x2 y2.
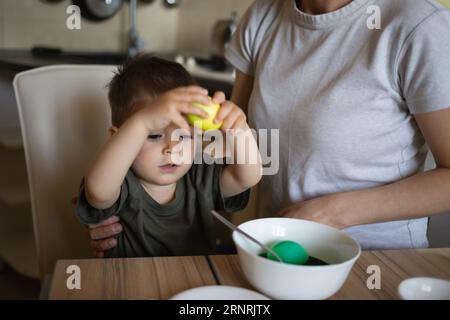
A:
267 240 309 265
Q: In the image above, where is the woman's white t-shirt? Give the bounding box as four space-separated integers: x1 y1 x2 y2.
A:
225 0 450 249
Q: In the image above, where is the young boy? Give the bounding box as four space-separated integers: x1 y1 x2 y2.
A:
76 54 262 258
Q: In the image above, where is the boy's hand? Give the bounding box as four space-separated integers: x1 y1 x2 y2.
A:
136 86 211 131
213 99 249 132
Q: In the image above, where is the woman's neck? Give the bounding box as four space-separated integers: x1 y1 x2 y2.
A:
141 180 177 205
299 0 353 14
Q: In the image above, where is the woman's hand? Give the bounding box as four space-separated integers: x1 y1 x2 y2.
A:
72 195 122 258
87 216 123 258
275 193 350 229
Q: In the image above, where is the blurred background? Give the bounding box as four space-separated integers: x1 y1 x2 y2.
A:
0 0 449 299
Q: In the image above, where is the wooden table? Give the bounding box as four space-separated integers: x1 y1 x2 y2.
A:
49 248 450 300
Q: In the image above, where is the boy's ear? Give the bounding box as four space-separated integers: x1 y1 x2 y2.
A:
108 126 119 137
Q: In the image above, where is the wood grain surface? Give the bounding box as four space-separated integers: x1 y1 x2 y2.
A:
208 249 450 300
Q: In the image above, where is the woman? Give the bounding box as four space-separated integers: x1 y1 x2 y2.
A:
87 0 450 254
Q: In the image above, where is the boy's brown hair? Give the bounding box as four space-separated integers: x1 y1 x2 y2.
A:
108 54 196 127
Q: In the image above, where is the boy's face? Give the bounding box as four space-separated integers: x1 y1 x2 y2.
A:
109 122 196 186
131 123 196 186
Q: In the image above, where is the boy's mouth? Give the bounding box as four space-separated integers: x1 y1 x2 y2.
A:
159 163 180 173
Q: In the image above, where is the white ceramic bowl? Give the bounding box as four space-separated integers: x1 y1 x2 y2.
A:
232 218 361 300
398 277 450 300
170 286 270 300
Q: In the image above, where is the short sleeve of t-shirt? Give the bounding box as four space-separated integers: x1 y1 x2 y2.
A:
75 171 137 225
225 1 263 76
397 9 450 114
189 161 250 214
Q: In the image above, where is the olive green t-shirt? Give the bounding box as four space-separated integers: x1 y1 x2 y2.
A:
76 162 250 258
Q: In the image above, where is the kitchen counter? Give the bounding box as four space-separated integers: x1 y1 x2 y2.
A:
0 49 235 98
0 49 235 86
0 49 128 72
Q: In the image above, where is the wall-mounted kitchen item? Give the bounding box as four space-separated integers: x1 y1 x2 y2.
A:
40 0 65 3
127 0 145 56
162 0 180 9
72 0 124 21
70 0 175 22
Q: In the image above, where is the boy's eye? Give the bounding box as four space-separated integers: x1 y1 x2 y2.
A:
148 134 163 140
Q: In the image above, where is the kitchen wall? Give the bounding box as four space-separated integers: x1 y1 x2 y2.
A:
1 0 449 53
0 0 178 52
176 0 253 56
0 0 252 54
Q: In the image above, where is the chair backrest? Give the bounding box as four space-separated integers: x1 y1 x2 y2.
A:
13 65 116 279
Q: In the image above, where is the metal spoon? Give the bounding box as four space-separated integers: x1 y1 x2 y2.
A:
210 210 283 263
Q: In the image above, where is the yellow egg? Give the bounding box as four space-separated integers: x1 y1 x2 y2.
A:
186 99 222 131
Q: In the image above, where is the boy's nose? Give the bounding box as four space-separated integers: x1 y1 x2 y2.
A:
163 140 181 155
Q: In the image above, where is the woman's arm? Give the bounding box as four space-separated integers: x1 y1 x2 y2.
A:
278 107 450 229
343 107 450 227
230 70 254 116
